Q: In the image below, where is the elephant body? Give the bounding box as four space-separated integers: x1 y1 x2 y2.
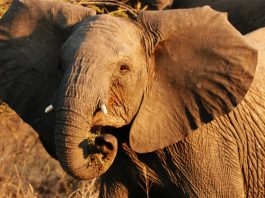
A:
101 50 265 197
100 31 265 197
1 1 265 197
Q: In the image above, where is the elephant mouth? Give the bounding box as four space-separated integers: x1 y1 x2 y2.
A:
55 101 133 180
90 107 131 147
89 124 129 147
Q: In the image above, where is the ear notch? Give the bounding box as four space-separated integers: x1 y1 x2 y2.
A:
0 0 95 157
130 7 257 153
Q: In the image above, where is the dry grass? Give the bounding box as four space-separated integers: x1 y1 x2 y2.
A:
0 0 11 17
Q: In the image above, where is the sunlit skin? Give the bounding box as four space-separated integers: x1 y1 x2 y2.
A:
0 0 264 197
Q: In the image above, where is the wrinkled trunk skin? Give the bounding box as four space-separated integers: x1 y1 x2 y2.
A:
54 87 117 180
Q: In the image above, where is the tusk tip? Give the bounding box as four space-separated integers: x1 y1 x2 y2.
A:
45 104 54 114
100 104 108 115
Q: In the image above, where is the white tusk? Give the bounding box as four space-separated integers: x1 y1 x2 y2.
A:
45 104 54 114
100 104 108 115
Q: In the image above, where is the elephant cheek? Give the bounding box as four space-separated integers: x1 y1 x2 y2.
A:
92 111 128 128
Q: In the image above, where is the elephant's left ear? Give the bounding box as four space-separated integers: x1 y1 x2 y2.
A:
130 7 257 153
0 0 95 158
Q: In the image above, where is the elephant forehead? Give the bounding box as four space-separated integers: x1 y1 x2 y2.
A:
81 15 137 36
80 15 142 52
61 15 143 66
82 33 136 57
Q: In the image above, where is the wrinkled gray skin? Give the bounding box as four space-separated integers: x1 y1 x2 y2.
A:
0 0 265 197
130 0 265 34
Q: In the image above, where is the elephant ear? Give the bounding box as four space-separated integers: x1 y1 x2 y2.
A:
0 0 95 157
130 7 257 153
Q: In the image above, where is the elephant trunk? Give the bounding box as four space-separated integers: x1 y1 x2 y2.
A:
55 96 117 180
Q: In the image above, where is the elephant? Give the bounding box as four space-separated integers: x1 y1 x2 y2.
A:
1 0 265 197
129 0 265 34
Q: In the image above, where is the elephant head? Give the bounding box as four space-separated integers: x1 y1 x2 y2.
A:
0 0 257 180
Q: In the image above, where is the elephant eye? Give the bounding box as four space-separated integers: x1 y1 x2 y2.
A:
119 64 130 73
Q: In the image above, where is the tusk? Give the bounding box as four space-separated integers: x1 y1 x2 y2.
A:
100 104 108 115
45 104 54 114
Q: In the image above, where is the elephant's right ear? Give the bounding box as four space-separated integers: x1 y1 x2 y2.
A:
130 7 257 153
0 0 95 156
